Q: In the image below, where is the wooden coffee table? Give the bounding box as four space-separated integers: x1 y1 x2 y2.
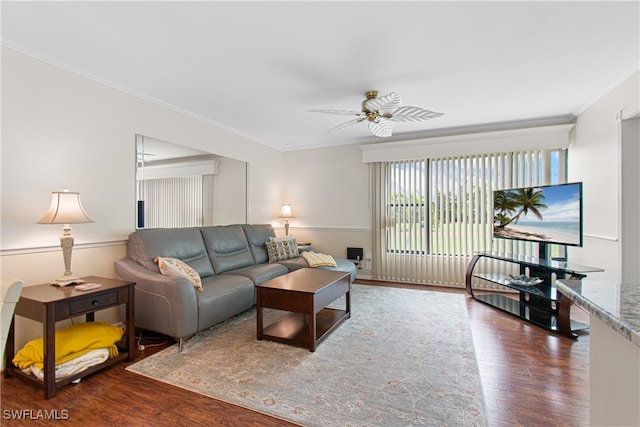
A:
256 268 350 352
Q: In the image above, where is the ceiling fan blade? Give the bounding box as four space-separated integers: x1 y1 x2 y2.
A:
368 120 395 137
388 106 445 123
364 92 402 113
327 117 367 134
309 109 364 116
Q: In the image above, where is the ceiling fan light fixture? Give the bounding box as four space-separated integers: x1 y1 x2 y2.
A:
364 90 380 99
311 90 443 137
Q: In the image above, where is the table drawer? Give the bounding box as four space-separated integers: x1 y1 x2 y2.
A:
69 291 118 315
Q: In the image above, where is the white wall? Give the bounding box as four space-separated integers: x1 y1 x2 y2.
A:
282 144 372 271
620 116 639 284
283 144 369 228
590 315 640 426
569 71 640 281
0 46 284 281
214 156 248 225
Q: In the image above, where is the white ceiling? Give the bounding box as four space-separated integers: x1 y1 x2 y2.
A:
2 1 639 152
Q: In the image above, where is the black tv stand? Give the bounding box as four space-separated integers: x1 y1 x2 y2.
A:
465 252 603 338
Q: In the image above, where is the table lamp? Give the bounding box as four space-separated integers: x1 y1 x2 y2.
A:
278 203 294 236
37 189 93 286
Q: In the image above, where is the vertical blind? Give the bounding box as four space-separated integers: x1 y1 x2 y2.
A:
371 149 565 287
140 175 215 228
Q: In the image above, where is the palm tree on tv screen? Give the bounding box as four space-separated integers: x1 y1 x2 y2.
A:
494 190 517 225
494 188 548 228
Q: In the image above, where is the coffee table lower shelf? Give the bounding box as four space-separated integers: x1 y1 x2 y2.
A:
262 308 348 350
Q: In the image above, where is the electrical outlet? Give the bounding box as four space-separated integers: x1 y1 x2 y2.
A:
365 252 372 260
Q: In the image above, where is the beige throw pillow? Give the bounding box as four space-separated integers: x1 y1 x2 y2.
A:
154 257 203 292
266 236 300 262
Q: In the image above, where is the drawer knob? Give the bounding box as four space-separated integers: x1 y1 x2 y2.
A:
92 300 99 306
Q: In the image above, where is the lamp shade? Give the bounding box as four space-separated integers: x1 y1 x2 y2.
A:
37 190 93 225
278 203 294 219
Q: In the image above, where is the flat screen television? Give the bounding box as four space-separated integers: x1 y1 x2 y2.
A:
493 182 583 257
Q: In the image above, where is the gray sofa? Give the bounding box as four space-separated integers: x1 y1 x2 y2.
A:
114 224 356 350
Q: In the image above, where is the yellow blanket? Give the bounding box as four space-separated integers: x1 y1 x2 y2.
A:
301 251 337 267
13 322 124 370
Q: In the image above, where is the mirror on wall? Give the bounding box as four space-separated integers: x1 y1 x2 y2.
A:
136 135 248 228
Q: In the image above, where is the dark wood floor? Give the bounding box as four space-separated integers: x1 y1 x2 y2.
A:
1 280 589 426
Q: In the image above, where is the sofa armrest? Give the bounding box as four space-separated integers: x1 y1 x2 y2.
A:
114 258 198 340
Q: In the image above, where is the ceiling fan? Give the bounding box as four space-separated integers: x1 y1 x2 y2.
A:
310 90 444 137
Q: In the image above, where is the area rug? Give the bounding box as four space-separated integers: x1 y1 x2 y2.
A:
126 285 486 426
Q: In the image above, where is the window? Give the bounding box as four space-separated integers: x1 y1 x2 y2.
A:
386 160 428 255
372 149 567 284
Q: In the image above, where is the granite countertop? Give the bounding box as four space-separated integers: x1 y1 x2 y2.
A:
556 279 640 347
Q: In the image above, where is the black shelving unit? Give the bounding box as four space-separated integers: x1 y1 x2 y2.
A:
465 252 603 337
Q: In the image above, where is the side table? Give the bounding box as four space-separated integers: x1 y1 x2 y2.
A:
4 276 135 398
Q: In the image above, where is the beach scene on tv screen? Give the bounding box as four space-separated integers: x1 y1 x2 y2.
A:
493 184 581 246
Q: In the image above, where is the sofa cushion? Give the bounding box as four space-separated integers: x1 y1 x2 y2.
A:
222 263 288 286
127 228 215 278
196 275 255 332
201 225 256 274
276 256 309 272
241 224 277 264
277 256 357 283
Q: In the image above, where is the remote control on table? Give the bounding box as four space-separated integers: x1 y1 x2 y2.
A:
75 283 102 291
